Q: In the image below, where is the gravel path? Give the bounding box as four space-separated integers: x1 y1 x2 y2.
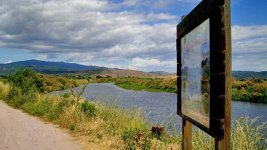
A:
0 100 80 150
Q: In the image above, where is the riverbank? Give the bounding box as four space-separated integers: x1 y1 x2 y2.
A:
87 77 267 103
0 81 181 149
0 70 266 149
1 82 267 149
88 77 177 93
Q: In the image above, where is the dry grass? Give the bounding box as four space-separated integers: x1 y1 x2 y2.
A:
0 81 9 99
36 73 88 92
1 79 266 149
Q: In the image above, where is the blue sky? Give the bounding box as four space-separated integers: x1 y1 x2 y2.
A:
0 0 267 72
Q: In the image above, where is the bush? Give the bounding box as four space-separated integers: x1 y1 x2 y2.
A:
8 68 45 94
232 79 267 103
80 101 97 117
122 127 142 149
6 90 36 108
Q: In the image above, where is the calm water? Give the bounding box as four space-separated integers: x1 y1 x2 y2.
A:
53 83 267 131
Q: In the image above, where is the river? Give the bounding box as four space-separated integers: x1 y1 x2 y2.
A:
53 83 267 131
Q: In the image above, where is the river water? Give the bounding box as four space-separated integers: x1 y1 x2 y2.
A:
53 83 267 131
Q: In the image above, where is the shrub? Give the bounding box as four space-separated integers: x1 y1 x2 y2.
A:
8 68 45 94
6 90 36 108
80 101 97 117
122 127 141 149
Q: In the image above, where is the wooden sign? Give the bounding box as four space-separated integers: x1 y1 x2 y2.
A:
177 0 231 149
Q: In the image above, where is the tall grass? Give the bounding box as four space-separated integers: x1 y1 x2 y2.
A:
231 117 267 149
0 81 9 99
192 116 267 150
1 69 266 149
2 88 266 149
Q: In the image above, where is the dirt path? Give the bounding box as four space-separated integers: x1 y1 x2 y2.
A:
0 100 80 150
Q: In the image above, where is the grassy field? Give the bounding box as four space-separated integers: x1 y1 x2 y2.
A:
0 69 266 149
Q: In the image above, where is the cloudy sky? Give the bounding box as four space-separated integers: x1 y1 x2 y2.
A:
0 0 267 72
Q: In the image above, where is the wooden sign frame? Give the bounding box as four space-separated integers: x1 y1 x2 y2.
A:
177 0 231 149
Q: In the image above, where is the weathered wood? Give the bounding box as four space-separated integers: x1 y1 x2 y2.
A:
177 0 231 149
215 0 232 149
182 119 192 150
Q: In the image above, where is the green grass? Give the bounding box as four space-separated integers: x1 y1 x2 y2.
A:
1 69 267 149
92 77 267 103
88 77 177 93
2 90 266 149
116 83 164 92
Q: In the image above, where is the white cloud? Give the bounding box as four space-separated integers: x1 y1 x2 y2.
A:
233 37 267 54
0 0 178 72
0 0 266 72
129 57 176 72
232 25 267 54
123 0 139 6
232 25 267 40
231 25 267 71
4 61 12 64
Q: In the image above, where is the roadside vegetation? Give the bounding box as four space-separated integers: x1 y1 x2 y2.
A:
0 69 266 149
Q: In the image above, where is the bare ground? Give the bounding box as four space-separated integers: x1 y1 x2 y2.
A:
0 100 80 150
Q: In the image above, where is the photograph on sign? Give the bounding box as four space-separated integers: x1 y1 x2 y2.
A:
181 19 210 128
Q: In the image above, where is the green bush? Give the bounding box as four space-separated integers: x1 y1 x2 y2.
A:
6 90 36 108
80 101 97 117
122 127 153 150
232 79 267 103
8 68 44 94
122 128 140 149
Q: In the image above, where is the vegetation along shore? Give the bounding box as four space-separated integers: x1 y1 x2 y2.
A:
0 69 266 149
85 76 267 103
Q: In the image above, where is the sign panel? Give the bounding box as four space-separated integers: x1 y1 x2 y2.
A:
181 19 210 128
177 0 231 140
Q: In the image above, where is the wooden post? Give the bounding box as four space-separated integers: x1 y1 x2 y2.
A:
215 0 231 149
177 0 232 149
182 118 192 150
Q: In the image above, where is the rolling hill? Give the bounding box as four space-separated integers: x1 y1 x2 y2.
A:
0 59 101 76
79 68 158 78
232 71 267 79
1 60 266 79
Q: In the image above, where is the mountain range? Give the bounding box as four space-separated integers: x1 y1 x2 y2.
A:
0 60 158 77
0 59 101 76
0 59 266 79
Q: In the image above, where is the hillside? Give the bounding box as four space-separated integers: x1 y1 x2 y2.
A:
78 68 158 78
233 71 267 79
0 59 101 76
1 60 266 79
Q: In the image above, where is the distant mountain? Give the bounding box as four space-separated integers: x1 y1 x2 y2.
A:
233 71 267 79
1 60 266 79
0 59 102 76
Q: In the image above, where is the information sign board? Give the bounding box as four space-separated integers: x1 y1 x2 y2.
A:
177 0 231 142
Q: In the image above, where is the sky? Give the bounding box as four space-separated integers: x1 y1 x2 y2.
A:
0 0 267 72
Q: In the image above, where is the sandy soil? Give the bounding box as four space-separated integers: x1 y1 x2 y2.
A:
0 100 80 150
